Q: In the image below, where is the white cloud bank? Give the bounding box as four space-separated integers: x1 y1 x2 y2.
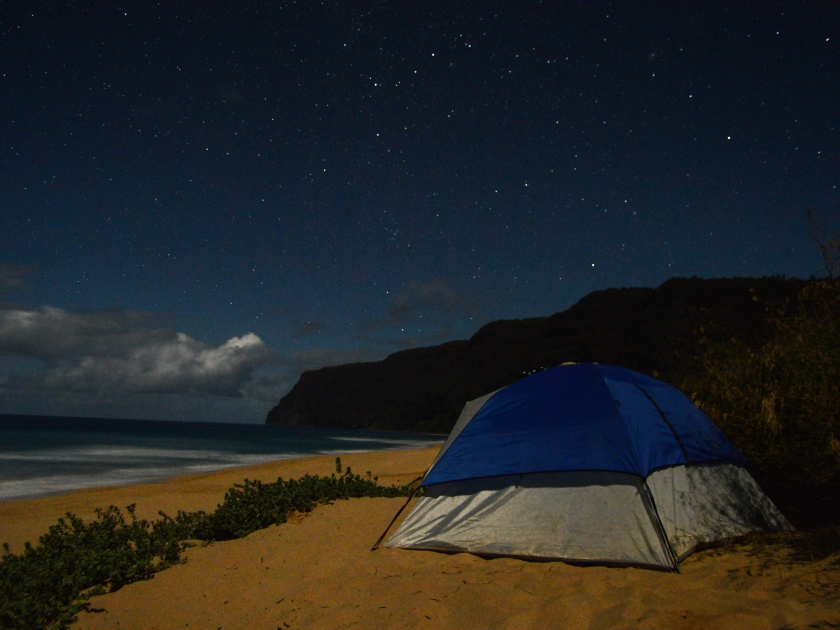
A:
0 305 272 398
0 280 485 421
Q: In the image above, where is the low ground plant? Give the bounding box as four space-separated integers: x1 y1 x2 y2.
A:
0 465 416 630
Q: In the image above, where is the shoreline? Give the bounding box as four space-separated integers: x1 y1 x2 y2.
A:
0 443 444 505
0 446 440 553
1 414 446 504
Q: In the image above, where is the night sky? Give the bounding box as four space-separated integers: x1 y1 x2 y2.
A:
1 2 838 423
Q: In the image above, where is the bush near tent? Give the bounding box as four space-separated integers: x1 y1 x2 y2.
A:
683 213 840 527
683 276 840 527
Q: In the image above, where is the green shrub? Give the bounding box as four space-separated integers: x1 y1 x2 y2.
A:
0 470 416 630
0 505 185 630
177 470 414 541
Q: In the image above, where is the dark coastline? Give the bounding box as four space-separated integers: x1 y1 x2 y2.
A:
267 275 806 433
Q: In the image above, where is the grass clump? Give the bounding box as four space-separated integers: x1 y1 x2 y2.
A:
0 466 416 630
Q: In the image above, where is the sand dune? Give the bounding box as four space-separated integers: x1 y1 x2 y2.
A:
2 447 839 629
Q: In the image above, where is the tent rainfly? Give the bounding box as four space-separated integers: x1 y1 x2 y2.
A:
382 363 791 571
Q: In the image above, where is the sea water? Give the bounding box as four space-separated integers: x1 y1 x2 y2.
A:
0 414 445 501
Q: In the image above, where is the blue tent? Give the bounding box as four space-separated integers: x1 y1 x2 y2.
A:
384 364 790 570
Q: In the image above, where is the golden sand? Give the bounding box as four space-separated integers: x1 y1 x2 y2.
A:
2 447 839 629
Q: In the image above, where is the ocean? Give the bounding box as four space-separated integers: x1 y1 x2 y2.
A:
0 414 445 501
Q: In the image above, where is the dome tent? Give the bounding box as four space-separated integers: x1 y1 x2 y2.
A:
382 363 791 571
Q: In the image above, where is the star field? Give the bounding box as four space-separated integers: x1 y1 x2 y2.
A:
1 1 838 422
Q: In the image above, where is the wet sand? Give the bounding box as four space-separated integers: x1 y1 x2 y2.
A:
2 447 839 629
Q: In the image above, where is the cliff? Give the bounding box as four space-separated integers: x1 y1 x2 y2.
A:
266 276 806 433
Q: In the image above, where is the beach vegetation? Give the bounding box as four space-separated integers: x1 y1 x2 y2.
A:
0 469 417 630
682 210 840 526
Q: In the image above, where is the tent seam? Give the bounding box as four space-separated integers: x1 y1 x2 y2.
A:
421 458 751 488
642 480 681 573
634 383 692 465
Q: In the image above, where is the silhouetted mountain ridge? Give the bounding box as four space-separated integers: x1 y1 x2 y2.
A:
266 276 806 433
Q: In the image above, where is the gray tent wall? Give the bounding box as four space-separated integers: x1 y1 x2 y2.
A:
646 462 790 560
384 393 792 569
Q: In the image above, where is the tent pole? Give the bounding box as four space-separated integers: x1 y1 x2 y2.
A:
371 486 419 551
642 480 681 573
634 384 691 464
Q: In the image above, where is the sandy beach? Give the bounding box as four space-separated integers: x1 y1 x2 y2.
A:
2 446 839 629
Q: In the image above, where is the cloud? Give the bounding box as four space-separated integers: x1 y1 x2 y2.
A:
0 305 162 360
0 281 484 420
0 264 33 291
0 305 272 397
352 280 480 349
358 280 476 331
